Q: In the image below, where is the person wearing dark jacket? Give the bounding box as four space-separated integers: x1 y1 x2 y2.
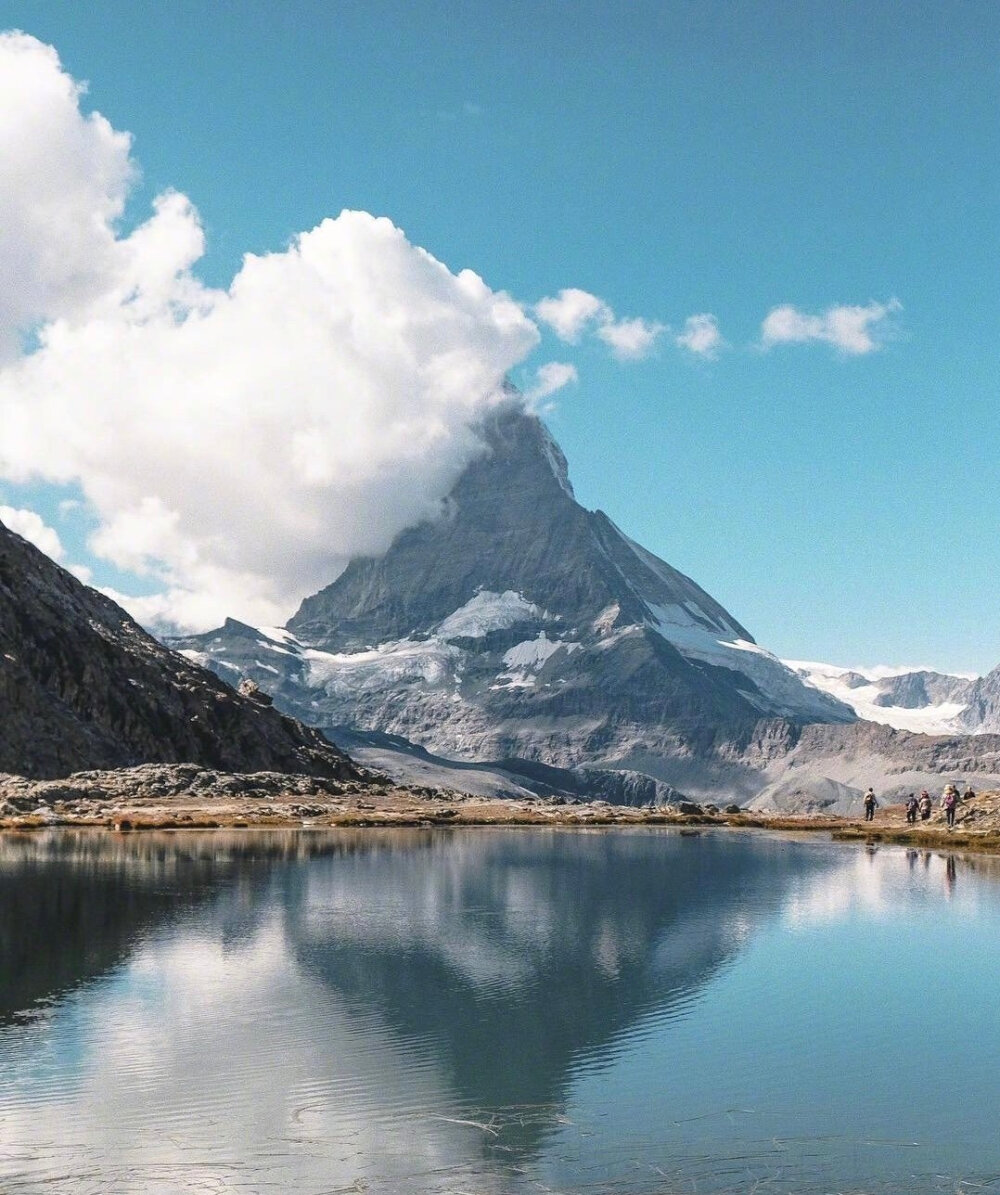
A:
863 788 878 822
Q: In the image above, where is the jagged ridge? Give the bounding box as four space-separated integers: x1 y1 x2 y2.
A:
0 520 360 780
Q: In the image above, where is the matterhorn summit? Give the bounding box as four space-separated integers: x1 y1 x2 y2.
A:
177 405 861 796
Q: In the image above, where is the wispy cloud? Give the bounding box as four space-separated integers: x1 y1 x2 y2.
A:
534 288 664 360
524 361 578 406
760 299 901 355
435 100 484 121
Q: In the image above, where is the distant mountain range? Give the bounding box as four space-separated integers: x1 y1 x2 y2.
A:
172 404 1000 811
785 661 1000 738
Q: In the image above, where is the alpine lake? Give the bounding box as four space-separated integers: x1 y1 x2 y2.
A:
1 825 998 1194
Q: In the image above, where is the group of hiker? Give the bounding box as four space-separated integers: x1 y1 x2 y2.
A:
862 784 973 827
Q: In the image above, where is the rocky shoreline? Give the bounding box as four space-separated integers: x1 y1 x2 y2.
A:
2 764 999 852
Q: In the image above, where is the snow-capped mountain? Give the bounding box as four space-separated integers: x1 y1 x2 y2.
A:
955 664 1000 734
170 405 1000 810
786 661 976 734
174 406 853 778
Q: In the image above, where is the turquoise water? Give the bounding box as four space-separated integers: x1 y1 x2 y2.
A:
0 827 997 1193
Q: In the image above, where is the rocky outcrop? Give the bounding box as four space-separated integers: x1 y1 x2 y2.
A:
323 726 686 805
0 763 368 812
872 670 972 710
956 665 1000 734
738 720 1000 814
0 520 361 780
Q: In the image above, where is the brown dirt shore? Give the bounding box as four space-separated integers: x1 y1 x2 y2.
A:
3 772 1000 854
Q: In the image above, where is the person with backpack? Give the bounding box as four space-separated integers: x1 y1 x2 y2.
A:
905 793 919 825
863 788 878 822
918 790 932 821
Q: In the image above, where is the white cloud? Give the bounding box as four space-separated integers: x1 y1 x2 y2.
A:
595 316 665 360
524 361 578 406
0 504 64 560
535 288 664 360
760 299 901 355
534 288 610 342
675 313 724 358
0 32 134 364
0 36 540 633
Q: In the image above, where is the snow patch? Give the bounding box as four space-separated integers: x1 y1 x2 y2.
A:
647 602 768 661
179 648 210 667
646 604 851 719
502 633 566 671
784 660 970 734
304 638 460 697
258 626 301 646
436 590 546 640
616 530 742 637
256 638 298 657
495 633 581 687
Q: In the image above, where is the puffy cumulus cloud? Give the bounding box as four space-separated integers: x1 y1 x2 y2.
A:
595 315 665 361
535 287 664 360
534 288 610 342
675 313 724 358
761 299 901 355
0 32 135 362
0 36 539 632
523 361 578 407
0 504 64 560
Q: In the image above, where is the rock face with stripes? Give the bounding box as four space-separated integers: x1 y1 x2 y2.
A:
0 519 360 781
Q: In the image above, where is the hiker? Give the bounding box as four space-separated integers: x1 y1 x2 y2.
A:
918 790 932 821
964 785 976 803
942 785 959 828
905 793 919 825
863 787 878 822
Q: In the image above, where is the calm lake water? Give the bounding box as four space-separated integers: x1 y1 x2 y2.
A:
1 827 998 1194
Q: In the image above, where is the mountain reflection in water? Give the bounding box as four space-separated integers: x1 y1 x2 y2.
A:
1 828 998 1194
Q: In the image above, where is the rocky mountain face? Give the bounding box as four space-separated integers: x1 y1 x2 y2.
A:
872 670 972 709
742 719 1000 814
171 405 1000 812
0 520 359 781
955 666 1000 734
173 406 861 795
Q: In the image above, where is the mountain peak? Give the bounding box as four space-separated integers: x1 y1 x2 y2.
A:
246 409 850 744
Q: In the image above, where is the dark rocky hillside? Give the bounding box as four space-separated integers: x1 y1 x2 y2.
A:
0 520 360 780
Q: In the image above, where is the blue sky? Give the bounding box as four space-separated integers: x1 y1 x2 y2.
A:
0 1 998 672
